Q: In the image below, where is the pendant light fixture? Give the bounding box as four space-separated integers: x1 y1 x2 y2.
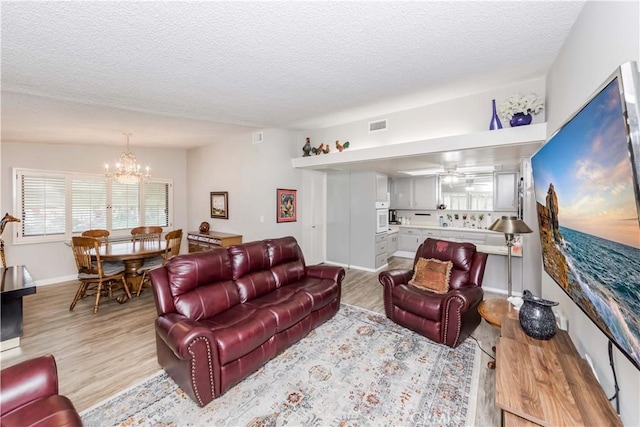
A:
104 133 150 184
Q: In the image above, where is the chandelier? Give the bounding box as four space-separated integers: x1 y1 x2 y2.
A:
104 133 150 184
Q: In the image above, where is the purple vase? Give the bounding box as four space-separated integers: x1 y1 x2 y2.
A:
510 112 532 127
489 99 502 130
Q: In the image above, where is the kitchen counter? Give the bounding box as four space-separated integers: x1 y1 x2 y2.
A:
396 224 492 234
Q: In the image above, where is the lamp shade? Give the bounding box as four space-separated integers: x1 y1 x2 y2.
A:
488 216 533 234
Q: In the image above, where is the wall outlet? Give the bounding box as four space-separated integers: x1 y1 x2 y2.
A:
260 216 264 223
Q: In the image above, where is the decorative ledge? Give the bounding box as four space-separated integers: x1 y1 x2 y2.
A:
291 123 547 169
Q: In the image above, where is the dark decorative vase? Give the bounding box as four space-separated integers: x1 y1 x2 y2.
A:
199 221 210 233
489 99 502 130
509 112 533 127
519 290 559 340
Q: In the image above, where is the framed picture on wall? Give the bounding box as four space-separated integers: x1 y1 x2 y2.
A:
277 188 297 223
210 191 229 219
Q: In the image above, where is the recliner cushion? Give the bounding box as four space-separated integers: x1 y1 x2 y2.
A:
392 284 443 321
288 278 340 310
265 237 306 286
229 241 277 302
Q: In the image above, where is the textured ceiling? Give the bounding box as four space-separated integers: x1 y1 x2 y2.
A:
1 1 585 148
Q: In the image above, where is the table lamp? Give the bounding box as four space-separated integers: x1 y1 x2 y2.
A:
488 216 533 297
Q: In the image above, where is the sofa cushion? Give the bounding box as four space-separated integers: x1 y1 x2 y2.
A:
392 284 443 321
204 305 278 365
266 237 306 286
288 278 340 310
408 257 452 294
229 241 278 302
1 395 82 427
246 288 313 332
165 249 240 320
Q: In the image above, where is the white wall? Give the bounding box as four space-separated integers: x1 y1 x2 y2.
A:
298 78 545 150
545 1 640 425
186 128 304 244
0 141 188 283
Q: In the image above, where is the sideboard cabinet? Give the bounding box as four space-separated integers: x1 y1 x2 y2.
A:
187 231 243 253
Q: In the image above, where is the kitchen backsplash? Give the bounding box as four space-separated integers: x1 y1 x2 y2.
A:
392 210 518 229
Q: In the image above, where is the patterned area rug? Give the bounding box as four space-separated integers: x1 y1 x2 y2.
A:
81 304 480 426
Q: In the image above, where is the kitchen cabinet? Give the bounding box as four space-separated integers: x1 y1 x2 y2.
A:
327 171 388 271
375 173 389 203
494 171 518 211
391 176 437 210
412 176 438 210
387 233 398 256
391 178 412 209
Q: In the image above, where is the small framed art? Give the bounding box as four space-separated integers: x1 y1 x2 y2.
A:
277 188 297 223
210 191 229 219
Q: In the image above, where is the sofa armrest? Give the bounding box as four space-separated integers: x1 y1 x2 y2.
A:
156 313 218 361
0 354 58 416
378 269 413 288
305 265 345 284
441 286 484 347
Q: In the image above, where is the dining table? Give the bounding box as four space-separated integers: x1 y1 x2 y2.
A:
96 240 166 297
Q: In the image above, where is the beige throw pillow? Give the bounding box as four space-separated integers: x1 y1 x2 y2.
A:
408 257 453 294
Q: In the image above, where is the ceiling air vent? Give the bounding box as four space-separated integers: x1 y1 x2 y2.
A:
369 119 388 133
252 132 264 144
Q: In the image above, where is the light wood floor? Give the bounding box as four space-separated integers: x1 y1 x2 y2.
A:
1 257 501 425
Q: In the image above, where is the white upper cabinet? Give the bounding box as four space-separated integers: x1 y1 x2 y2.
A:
412 176 438 210
494 171 518 211
375 173 389 203
391 178 412 208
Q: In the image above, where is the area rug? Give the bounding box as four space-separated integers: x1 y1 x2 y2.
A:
81 304 480 426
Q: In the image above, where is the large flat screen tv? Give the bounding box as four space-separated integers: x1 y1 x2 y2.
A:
531 61 640 370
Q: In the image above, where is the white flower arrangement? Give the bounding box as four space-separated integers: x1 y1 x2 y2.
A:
498 92 545 120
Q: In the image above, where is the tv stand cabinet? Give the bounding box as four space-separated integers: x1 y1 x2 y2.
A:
495 316 621 426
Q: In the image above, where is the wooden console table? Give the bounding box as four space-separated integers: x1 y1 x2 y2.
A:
1 266 37 351
187 231 243 253
496 316 621 426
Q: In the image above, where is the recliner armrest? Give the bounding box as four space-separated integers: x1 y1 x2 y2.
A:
442 286 484 312
0 354 59 416
305 265 345 284
156 313 218 360
378 269 413 288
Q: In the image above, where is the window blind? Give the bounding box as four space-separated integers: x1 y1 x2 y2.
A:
144 181 169 227
71 178 107 232
111 182 140 230
20 173 66 237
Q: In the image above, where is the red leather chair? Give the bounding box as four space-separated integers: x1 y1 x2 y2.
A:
379 238 488 348
0 354 82 427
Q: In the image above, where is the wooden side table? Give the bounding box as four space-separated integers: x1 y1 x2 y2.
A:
1 266 37 351
478 298 511 368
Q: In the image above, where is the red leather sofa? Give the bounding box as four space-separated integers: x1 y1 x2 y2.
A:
379 238 488 348
0 354 82 427
149 236 345 407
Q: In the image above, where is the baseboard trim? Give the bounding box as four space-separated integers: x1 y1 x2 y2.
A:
34 274 77 287
323 261 388 273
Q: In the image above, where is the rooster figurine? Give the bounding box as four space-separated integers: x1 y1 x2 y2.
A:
311 143 323 155
302 137 312 157
335 140 350 152
322 144 330 154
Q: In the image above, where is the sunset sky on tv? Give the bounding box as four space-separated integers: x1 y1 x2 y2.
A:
532 78 640 249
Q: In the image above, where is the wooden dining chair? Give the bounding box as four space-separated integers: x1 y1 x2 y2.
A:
70 236 132 313
130 226 163 244
136 229 183 297
81 229 110 246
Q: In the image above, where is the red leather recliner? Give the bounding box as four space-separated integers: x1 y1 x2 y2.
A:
0 354 83 427
379 238 488 348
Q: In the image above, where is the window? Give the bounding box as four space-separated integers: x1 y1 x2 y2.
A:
14 168 173 244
